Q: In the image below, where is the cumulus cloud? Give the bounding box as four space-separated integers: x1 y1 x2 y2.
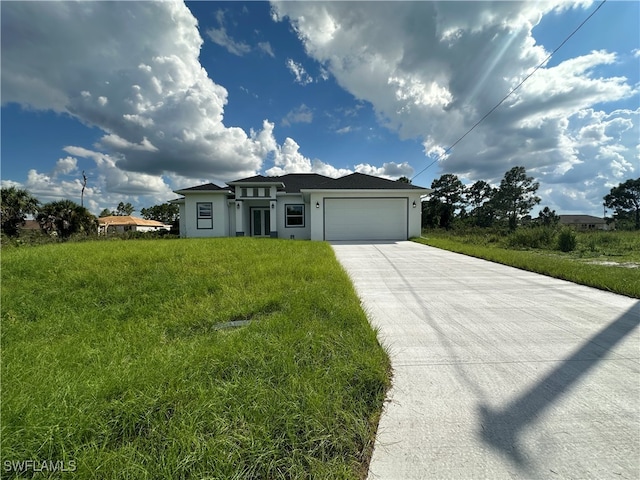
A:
1 1 275 188
53 156 78 176
272 1 638 214
286 59 313 85
282 104 313 126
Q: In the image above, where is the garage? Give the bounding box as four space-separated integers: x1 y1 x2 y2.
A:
324 197 408 241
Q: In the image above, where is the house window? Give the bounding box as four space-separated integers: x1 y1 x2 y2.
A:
253 188 259 197
285 205 304 227
240 188 247 197
197 202 213 229
263 188 270 197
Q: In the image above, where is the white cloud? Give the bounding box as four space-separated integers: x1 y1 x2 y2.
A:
206 9 251 56
52 156 78 176
355 162 414 180
2 1 277 187
258 41 275 57
286 59 313 85
282 104 313 126
272 1 639 215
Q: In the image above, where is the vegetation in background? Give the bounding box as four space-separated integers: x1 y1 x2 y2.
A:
99 201 136 217
140 202 180 225
423 166 541 230
423 174 640 232
36 199 98 238
0 186 40 237
416 228 639 298
604 178 640 230
1 238 390 479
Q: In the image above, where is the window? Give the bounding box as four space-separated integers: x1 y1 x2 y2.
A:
241 188 247 197
253 188 259 197
285 205 304 227
197 202 213 229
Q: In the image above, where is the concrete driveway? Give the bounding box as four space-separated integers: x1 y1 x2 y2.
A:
331 241 639 480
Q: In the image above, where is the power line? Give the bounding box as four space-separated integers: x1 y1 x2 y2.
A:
411 0 608 182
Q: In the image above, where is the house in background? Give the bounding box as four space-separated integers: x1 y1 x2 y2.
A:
171 172 430 241
98 215 171 235
559 215 611 231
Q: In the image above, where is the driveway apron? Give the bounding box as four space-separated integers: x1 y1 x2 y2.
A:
331 241 639 480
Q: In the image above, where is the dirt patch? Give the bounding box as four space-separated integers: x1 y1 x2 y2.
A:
585 261 640 269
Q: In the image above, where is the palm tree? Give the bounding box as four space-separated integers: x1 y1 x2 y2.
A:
1 186 40 236
37 199 98 238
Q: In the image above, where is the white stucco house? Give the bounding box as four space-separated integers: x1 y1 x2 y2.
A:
171 172 431 241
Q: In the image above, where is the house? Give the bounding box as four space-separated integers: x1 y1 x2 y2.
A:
171 172 431 241
559 215 610 231
98 215 171 235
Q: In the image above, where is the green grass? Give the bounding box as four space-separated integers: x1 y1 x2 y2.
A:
1 238 390 479
415 230 640 298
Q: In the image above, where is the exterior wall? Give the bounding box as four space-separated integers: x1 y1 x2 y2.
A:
177 203 186 238
183 193 229 238
309 191 424 241
275 194 311 240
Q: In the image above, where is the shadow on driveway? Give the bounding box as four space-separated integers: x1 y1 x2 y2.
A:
478 301 639 467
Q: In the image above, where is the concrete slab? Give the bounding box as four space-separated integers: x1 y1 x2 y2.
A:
331 241 639 480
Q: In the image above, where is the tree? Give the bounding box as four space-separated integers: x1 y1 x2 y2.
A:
114 202 135 216
493 166 541 230
537 206 560 227
397 176 411 184
37 199 98 238
429 174 465 229
140 203 179 224
99 208 113 217
604 178 640 230
1 186 40 236
465 180 497 228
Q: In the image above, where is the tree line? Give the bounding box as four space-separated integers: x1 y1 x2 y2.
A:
421 167 640 231
0 188 179 239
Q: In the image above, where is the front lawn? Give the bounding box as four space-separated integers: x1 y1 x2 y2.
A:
1 238 389 479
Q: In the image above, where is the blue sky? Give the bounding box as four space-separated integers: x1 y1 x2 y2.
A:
2 1 638 217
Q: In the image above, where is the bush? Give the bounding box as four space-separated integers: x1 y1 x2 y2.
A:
557 228 577 252
507 226 556 249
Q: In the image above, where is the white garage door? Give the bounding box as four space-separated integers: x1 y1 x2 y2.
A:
324 198 408 241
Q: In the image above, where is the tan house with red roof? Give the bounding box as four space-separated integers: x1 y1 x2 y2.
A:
98 215 171 235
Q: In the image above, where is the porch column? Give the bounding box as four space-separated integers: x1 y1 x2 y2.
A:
235 200 244 236
270 200 278 238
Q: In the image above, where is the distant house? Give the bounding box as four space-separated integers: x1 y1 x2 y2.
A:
98 215 171 235
171 172 430 241
559 215 610 231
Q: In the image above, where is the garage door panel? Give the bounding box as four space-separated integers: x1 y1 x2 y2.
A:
324 198 407 241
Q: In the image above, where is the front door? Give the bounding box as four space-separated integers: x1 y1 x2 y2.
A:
251 208 270 237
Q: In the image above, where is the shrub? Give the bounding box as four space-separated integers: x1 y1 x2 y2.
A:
557 228 577 252
507 226 556 249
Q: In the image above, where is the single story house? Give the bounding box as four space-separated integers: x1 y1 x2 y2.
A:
171 172 431 241
559 215 610 231
98 215 171 235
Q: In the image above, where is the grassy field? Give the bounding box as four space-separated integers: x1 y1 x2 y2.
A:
415 229 640 298
1 238 390 479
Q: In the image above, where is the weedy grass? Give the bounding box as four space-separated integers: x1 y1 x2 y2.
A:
415 230 639 298
1 238 390 479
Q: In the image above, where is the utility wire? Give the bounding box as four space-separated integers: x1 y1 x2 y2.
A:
411 0 608 182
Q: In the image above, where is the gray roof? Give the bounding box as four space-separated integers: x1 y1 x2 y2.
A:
312 172 427 190
176 172 429 195
174 183 231 194
559 215 606 224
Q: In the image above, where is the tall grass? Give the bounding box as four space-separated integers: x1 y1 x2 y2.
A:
1 238 390 479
